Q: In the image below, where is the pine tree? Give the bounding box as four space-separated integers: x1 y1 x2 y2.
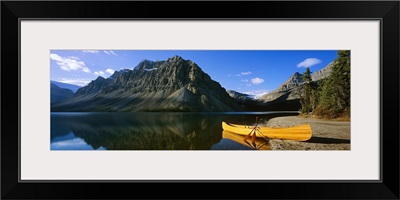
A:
315 50 350 117
311 79 324 111
300 67 313 114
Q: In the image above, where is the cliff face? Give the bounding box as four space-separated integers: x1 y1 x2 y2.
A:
311 62 333 82
52 56 242 112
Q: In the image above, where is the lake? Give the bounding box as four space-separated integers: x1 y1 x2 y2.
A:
51 112 299 150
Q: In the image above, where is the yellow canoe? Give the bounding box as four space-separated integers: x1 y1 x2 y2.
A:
222 121 312 141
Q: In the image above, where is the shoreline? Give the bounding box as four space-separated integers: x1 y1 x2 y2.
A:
265 116 351 150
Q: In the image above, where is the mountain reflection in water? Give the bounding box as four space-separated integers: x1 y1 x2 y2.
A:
51 112 298 150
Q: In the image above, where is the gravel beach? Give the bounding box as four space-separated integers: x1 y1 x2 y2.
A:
265 116 350 150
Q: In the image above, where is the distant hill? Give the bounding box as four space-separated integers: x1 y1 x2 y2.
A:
226 90 255 101
51 83 74 104
52 56 243 112
50 81 81 93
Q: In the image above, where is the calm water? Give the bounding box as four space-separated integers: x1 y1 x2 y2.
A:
51 112 299 150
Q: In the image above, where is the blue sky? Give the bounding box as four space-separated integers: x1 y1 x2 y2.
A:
50 50 338 96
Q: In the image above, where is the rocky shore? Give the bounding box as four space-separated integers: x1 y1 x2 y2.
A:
265 116 350 150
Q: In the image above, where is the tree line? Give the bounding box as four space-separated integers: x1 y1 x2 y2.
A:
300 50 350 119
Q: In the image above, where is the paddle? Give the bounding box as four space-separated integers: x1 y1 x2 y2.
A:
243 117 262 144
243 117 258 141
251 129 257 147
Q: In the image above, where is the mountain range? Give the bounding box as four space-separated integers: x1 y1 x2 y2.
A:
51 56 334 112
259 62 333 101
222 62 333 111
51 56 242 112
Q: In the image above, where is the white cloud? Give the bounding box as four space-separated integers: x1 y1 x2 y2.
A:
50 53 90 73
58 79 91 87
104 50 118 56
105 68 115 74
241 71 252 76
241 79 249 82
68 56 80 60
94 71 106 76
251 77 264 85
82 50 99 53
297 58 322 68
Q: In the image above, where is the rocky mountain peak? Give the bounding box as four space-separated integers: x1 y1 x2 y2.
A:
274 72 303 92
168 55 185 62
291 72 302 80
135 59 159 71
53 56 242 112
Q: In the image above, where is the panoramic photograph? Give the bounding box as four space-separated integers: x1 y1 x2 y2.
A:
50 50 350 150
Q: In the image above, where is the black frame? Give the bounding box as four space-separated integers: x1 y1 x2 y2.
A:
2 1 399 199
